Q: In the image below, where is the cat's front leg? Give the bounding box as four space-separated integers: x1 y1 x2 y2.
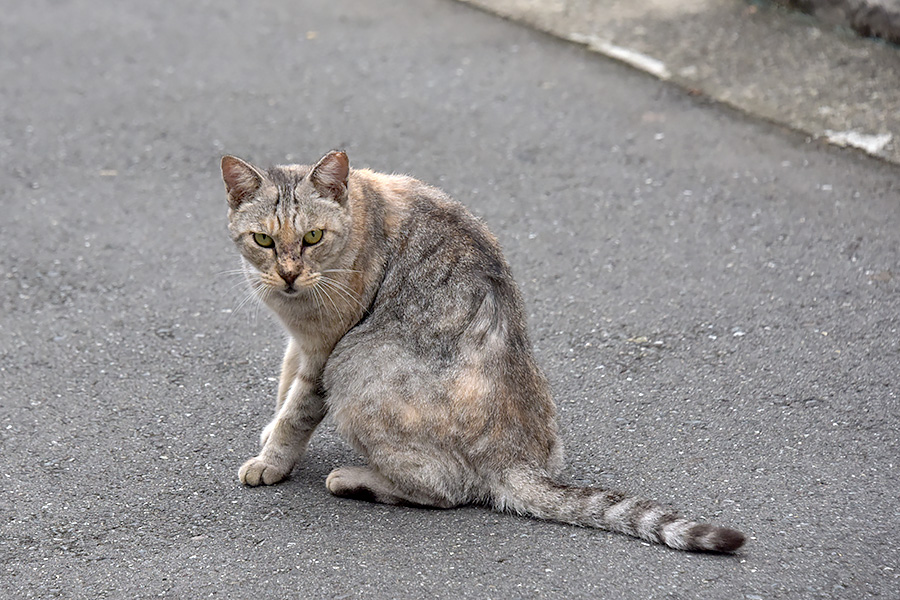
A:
239 366 327 486
258 339 302 448
274 338 301 413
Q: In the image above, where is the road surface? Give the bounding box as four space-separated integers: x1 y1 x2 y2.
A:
1 0 898 598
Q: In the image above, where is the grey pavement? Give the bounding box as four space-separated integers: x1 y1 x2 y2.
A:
1 0 899 598
461 0 900 165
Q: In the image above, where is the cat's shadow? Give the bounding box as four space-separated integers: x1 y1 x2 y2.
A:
288 426 357 484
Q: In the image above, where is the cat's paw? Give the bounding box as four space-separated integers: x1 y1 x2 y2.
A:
238 456 290 486
325 466 390 502
325 466 362 496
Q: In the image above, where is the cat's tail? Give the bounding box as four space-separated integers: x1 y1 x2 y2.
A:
494 470 745 553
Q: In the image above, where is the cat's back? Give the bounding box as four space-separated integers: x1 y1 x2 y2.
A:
327 171 559 472
362 172 523 345
350 167 502 266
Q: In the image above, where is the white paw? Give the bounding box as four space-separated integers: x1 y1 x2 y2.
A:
238 455 290 486
325 467 349 494
325 466 370 496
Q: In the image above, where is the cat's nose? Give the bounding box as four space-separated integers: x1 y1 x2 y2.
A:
278 268 299 287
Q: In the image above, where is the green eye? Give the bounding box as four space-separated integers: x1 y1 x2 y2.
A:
303 229 324 245
253 232 275 248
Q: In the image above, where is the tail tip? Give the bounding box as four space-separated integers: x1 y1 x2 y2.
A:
686 523 746 552
713 527 746 553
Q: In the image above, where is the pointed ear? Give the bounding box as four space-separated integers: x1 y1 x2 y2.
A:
221 155 264 209
309 150 349 203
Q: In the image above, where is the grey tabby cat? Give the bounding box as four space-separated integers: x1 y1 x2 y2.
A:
221 150 745 553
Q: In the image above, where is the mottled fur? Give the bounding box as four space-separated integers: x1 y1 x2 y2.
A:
221 150 745 553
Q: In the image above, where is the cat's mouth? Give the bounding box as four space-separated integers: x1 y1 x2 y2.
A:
278 278 317 297
270 274 319 298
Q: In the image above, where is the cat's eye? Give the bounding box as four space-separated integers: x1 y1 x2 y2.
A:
253 232 275 248
303 229 324 245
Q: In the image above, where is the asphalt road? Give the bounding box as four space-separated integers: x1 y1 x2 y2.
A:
1 0 898 598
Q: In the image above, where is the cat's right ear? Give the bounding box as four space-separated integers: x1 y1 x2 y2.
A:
221 155 264 209
309 150 350 205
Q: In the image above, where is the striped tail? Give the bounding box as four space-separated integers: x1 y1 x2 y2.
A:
495 471 745 553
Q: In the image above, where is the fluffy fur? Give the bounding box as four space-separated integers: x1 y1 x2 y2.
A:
221 150 745 553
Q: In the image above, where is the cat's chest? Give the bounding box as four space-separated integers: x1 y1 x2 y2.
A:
280 321 348 390
274 302 345 343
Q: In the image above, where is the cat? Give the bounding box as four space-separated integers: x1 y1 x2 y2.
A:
220 149 746 553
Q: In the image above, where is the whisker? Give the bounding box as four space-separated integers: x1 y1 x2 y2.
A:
234 279 257 307
316 279 354 311
229 285 259 323
228 277 271 325
248 285 262 322
224 277 254 296
217 269 253 296
317 275 359 299
310 284 325 316
311 284 329 319
254 285 271 322
218 265 260 323
315 280 344 323
320 268 363 275
215 268 250 278
318 276 368 312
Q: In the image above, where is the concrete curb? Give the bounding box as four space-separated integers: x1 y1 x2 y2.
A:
456 0 900 166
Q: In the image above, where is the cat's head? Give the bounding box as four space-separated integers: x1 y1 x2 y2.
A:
221 150 354 300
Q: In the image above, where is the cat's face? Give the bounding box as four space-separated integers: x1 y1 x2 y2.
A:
222 151 354 302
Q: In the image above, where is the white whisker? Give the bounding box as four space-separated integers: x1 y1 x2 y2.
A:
254 285 272 322
224 277 254 296
249 285 263 322
226 276 271 325
215 268 250 278
320 268 363 275
318 275 368 312
310 283 326 316
229 286 259 322
315 280 344 322
217 264 263 325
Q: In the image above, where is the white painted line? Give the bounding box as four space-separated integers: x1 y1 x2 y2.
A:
569 33 671 80
824 130 893 155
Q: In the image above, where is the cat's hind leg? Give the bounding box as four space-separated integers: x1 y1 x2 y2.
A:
326 466 457 509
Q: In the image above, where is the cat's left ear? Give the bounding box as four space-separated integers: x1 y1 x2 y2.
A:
310 150 350 204
221 155 264 210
